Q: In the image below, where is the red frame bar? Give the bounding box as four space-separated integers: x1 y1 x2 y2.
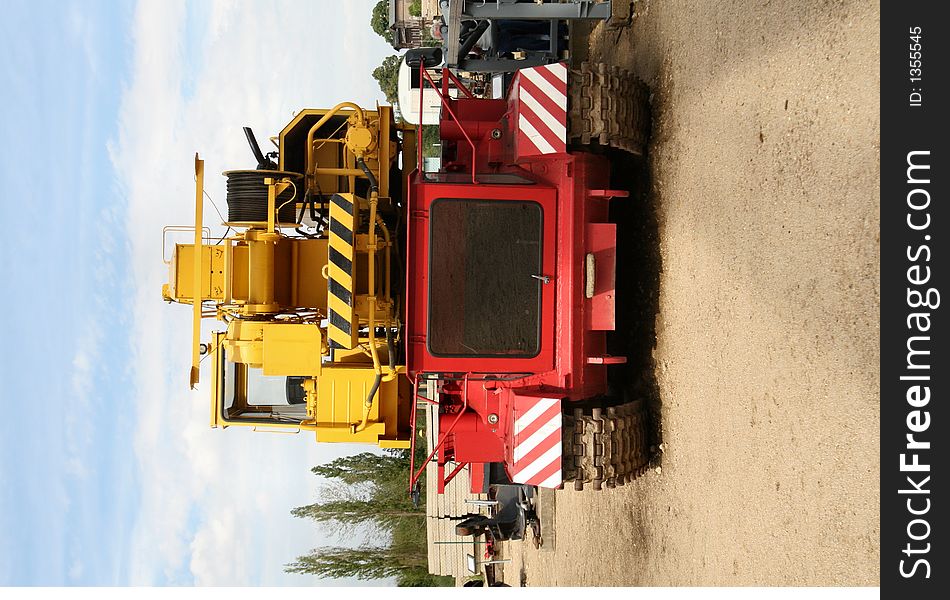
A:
406 375 441 496
443 461 469 487
409 373 471 491
442 68 475 99
408 375 420 493
418 63 478 184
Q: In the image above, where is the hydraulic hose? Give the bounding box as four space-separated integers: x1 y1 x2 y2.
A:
356 157 389 433
358 158 395 375
363 373 383 423
386 326 396 372
357 157 378 193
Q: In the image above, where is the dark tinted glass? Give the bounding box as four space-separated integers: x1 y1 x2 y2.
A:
428 198 542 357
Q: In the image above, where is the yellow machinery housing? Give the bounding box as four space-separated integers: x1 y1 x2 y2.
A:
162 103 416 449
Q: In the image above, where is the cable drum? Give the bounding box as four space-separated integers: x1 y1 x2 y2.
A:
223 170 303 224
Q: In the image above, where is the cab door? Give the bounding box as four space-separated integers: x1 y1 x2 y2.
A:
406 180 557 375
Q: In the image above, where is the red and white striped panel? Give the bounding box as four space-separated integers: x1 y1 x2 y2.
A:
510 396 563 489
517 62 568 155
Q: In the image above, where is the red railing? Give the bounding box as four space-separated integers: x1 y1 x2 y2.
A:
441 67 476 99
442 461 469 489
408 375 425 494
408 373 471 494
416 63 478 184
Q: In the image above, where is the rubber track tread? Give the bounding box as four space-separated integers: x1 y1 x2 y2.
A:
562 398 651 491
568 61 650 156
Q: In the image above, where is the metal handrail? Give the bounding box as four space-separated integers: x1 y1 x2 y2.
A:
162 225 212 264
408 375 421 493
442 461 469 488
417 63 478 184
441 67 476 99
409 373 471 491
304 102 366 194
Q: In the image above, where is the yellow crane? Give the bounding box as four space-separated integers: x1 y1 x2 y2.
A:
162 103 415 449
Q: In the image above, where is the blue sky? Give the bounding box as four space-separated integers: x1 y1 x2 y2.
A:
0 0 398 586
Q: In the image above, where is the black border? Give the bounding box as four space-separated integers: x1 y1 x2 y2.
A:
881 2 947 595
426 197 544 359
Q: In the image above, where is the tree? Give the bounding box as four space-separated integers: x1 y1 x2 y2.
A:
311 450 409 486
373 54 402 105
290 480 423 529
291 498 423 524
371 1 394 45
408 0 422 17
287 448 442 584
421 125 440 158
286 546 426 580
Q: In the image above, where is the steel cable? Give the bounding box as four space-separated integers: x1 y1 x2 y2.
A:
224 170 302 223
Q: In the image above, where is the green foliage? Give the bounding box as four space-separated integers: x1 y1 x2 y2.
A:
288 448 447 586
371 1 394 45
420 26 441 48
286 546 424 580
292 451 421 529
290 498 423 526
372 54 402 105
408 0 422 17
421 125 440 159
311 450 410 486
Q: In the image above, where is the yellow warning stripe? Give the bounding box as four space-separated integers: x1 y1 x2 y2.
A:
327 194 357 349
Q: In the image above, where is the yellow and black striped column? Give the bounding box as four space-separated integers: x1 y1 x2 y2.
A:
327 193 358 349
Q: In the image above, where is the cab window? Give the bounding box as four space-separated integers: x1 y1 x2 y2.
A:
221 361 308 424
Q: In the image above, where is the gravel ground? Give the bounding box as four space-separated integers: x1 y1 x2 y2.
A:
508 0 880 586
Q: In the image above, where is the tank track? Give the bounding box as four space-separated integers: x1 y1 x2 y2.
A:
563 398 651 490
568 61 651 156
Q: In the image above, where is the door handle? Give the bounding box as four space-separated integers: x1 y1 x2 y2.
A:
531 274 552 284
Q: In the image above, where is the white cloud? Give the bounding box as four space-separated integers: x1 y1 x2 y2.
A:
68 558 85 581
188 507 246 585
64 323 100 480
113 0 393 585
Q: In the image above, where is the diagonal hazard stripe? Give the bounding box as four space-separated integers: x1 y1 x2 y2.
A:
534 62 569 94
519 112 556 154
327 287 353 317
519 87 566 148
329 219 353 246
328 309 352 336
542 61 568 85
513 427 562 471
523 456 562 488
537 468 563 489
328 246 353 274
328 235 354 268
518 124 543 155
514 397 560 435
512 445 561 484
328 278 352 305
521 67 567 108
330 193 354 213
514 408 562 463
520 73 567 121
513 413 561 463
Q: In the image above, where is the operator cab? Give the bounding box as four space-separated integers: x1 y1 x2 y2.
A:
213 344 309 427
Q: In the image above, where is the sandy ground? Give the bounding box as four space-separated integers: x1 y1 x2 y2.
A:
507 0 880 586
